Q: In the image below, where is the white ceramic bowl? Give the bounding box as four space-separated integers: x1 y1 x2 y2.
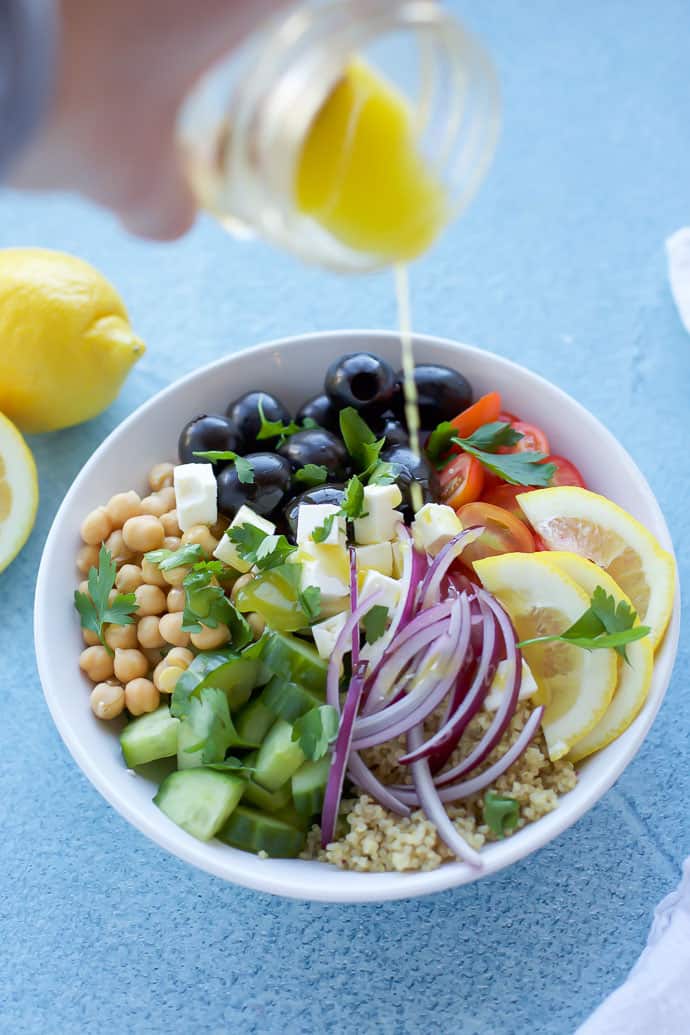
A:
35 331 680 902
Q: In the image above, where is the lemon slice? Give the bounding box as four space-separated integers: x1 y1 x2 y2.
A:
475 552 618 761
518 487 675 650
0 411 38 573
544 552 654 763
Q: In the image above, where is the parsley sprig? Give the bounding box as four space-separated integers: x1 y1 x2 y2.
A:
74 545 139 655
362 604 389 645
298 585 322 624
338 408 400 485
180 564 250 646
294 463 329 487
453 422 555 487
144 543 204 570
192 450 255 484
291 705 339 761
518 586 650 662
183 687 245 764
257 398 319 446
227 523 297 570
311 474 368 543
483 792 519 837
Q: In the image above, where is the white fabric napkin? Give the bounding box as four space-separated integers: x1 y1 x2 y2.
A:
576 860 690 1034
666 227 690 333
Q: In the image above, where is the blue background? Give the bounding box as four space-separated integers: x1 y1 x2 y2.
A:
2 2 689 1032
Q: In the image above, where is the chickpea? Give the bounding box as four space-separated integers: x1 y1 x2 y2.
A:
137 615 166 648
106 490 142 529
125 678 160 716
113 647 149 683
107 589 119 606
115 563 144 594
165 646 194 670
133 584 167 616
143 647 164 667
122 514 165 553
152 659 168 688
158 665 187 694
79 645 114 682
162 564 189 588
230 572 253 603
76 544 100 576
148 461 175 492
181 523 218 555
143 486 176 515
247 612 266 639
141 557 168 589
166 588 185 613
82 627 101 647
90 681 125 720
104 623 138 650
163 535 182 551
80 506 113 546
78 580 90 597
104 529 135 567
158 611 190 647
160 509 181 537
191 622 230 650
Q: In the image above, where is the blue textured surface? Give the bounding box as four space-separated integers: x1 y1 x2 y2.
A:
1 2 689 1032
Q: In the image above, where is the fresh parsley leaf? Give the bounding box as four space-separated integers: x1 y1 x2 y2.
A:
340 474 367 520
311 514 336 543
339 407 385 474
256 397 300 443
203 756 255 776
367 461 400 486
298 585 321 624
459 421 522 452
483 792 520 837
193 450 255 484
144 543 204 571
451 422 555 487
226 599 253 650
301 417 320 430
426 420 456 463
181 567 233 633
193 559 226 576
184 687 240 764
518 585 651 662
291 705 339 761
227 522 268 562
73 544 139 653
228 523 297 570
362 604 389 645
294 463 329 487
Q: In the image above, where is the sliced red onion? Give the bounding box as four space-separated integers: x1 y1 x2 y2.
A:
326 591 384 710
321 663 368 847
417 527 484 609
347 753 411 817
360 619 452 718
349 546 360 668
406 723 483 867
393 706 544 805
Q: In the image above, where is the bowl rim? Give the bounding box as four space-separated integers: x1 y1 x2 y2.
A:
34 329 680 902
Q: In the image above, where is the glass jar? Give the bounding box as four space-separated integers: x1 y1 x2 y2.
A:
178 0 500 271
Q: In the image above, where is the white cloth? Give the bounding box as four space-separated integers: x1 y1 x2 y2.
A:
666 227 690 333
576 860 690 1034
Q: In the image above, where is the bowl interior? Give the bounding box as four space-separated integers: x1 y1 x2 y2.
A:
34 331 679 902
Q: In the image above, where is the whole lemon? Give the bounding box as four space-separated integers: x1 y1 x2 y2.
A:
0 249 145 433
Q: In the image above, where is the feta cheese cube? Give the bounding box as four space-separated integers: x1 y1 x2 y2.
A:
412 502 464 557
484 660 539 712
300 544 350 615
213 504 275 573
296 503 345 547
355 542 393 577
353 484 403 545
173 463 217 532
312 612 349 660
391 539 406 578
358 569 402 614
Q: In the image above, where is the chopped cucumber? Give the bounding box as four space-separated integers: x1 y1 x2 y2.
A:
176 708 249 770
261 676 325 723
273 802 310 831
291 755 331 817
154 769 244 841
262 632 327 693
242 779 292 813
234 695 275 746
173 650 261 713
120 705 179 768
254 718 305 791
218 806 306 858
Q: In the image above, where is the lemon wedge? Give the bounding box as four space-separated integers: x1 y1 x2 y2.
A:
474 552 618 761
518 487 675 650
544 552 654 763
0 411 38 573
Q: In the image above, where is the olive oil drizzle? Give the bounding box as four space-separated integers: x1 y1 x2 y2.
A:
394 263 424 514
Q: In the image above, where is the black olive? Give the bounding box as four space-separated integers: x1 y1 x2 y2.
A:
178 414 238 470
278 428 348 481
393 365 473 428
325 352 396 416
296 393 341 433
216 452 292 520
380 445 439 521
372 410 409 449
282 483 347 538
225 391 292 453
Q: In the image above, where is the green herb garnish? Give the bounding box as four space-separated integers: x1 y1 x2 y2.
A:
256 397 300 443
426 420 456 463
339 407 386 475
204 757 255 776
298 585 322 624
362 604 389 645
310 474 367 543
483 792 520 837
192 450 255 484
227 523 297 570
144 543 204 571
450 422 555 487
184 687 242 764
294 463 329 487
291 705 339 761
180 567 233 633
367 461 400 486
74 544 139 654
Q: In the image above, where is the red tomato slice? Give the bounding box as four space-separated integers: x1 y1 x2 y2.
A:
450 391 502 440
482 484 534 521
457 501 536 566
498 411 519 424
439 454 484 509
500 420 550 455
544 455 586 488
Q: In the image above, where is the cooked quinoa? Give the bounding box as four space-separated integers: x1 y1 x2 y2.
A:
302 703 577 872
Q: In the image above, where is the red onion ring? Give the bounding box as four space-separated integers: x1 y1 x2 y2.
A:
347 753 411 817
326 590 384 710
321 663 368 847
417 527 484 608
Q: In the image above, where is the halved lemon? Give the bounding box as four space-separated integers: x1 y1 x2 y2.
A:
475 552 618 761
0 411 38 573
544 552 654 763
518 487 675 650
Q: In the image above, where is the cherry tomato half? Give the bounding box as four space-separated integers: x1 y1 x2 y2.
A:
482 483 534 521
439 453 484 509
457 501 536 566
544 454 586 488
450 391 502 439
498 411 519 424
500 420 550 455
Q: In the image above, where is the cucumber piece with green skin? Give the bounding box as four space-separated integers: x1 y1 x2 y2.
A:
218 806 306 858
291 755 331 817
272 802 310 831
262 632 327 693
242 779 292 812
120 705 179 768
234 694 276 746
154 769 244 841
261 675 325 723
254 718 305 791
173 650 261 714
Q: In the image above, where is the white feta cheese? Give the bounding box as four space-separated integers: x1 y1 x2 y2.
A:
173 463 217 532
391 539 406 578
358 569 402 614
300 544 350 615
353 484 403 545
296 503 345 547
412 502 464 557
312 612 349 660
484 659 539 712
355 542 393 577
212 504 275 573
